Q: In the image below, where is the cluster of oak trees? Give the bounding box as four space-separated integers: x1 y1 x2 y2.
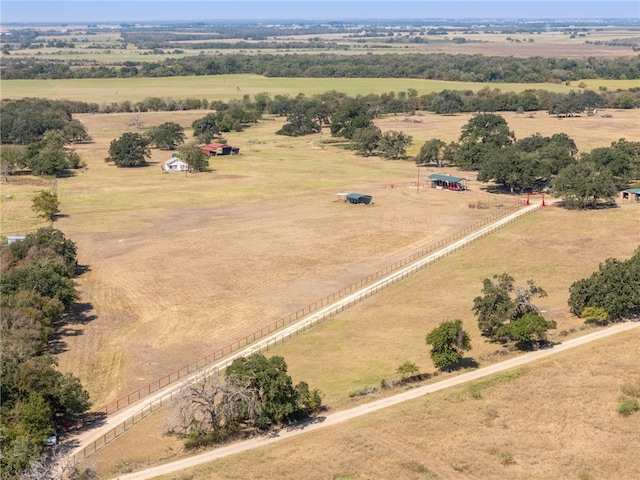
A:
169 354 323 449
0 99 90 179
413 113 640 207
0 228 91 478
425 247 640 372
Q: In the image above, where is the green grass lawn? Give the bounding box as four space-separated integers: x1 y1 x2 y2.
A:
1 74 599 103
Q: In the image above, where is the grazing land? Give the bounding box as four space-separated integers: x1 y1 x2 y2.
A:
1 23 639 474
127 328 640 480
1 75 618 104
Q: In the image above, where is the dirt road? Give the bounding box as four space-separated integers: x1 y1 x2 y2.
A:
112 321 640 480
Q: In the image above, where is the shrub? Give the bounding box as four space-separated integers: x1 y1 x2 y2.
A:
396 361 419 379
581 306 610 325
617 398 640 417
348 385 377 398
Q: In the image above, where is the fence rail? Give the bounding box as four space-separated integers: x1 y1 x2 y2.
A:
69 200 536 462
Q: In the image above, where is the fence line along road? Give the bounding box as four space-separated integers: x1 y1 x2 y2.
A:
69 201 542 464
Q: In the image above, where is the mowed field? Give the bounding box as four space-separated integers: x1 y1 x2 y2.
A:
2 102 639 478
100 329 640 480
3 75 639 105
2 106 638 404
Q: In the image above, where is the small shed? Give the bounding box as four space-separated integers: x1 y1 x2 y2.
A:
346 193 373 205
7 235 26 245
428 173 468 191
163 154 188 172
621 188 640 202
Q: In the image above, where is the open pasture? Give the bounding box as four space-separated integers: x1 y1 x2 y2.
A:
96 329 640 480
2 107 637 410
1 74 626 105
4 23 639 63
46 111 505 405
2 104 639 478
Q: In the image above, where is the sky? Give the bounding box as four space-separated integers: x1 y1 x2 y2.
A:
1 1 639 24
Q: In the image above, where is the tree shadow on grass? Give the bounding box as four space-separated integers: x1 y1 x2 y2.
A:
49 302 97 354
456 357 480 370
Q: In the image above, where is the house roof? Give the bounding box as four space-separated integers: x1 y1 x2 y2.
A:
165 157 187 165
428 173 466 183
624 188 640 194
203 143 230 149
346 193 370 200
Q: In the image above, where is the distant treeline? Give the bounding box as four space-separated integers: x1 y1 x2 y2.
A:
2 53 639 81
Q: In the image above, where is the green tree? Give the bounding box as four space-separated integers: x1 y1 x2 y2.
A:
459 113 515 148
351 125 381 157
216 101 261 132
477 147 539 193
396 361 420 380
496 313 556 348
568 248 640 321
473 273 551 345
580 306 610 325
178 141 209 172
378 130 412 160
147 122 186 150
581 145 634 187
552 161 617 209
453 141 497 170
276 98 324 137
430 90 464 115
330 98 373 139
1 259 78 310
415 138 446 166
19 394 55 444
425 319 471 371
106 132 150 167
25 132 73 176
226 354 322 429
6 227 77 271
0 145 27 180
61 119 91 144
31 191 60 221
192 113 221 144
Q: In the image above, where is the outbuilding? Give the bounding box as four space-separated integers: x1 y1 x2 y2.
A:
201 142 240 156
428 173 468 191
346 193 373 204
621 188 640 202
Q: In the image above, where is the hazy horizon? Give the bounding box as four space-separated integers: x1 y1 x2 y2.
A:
2 1 639 24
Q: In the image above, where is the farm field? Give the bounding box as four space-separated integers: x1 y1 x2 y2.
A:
120 328 640 480
2 105 639 478
4 24 639 62
2 108 638 407
1 74 609 104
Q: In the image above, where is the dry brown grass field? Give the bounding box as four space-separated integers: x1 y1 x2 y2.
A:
2 109 630 407
102 329 640 480
2 106 639 478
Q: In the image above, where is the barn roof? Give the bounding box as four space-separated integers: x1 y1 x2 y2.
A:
428 173 465 183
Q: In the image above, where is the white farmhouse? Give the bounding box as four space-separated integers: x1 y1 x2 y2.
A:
163 153 188 172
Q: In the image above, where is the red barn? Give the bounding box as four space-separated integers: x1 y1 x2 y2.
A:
201 143 240 156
